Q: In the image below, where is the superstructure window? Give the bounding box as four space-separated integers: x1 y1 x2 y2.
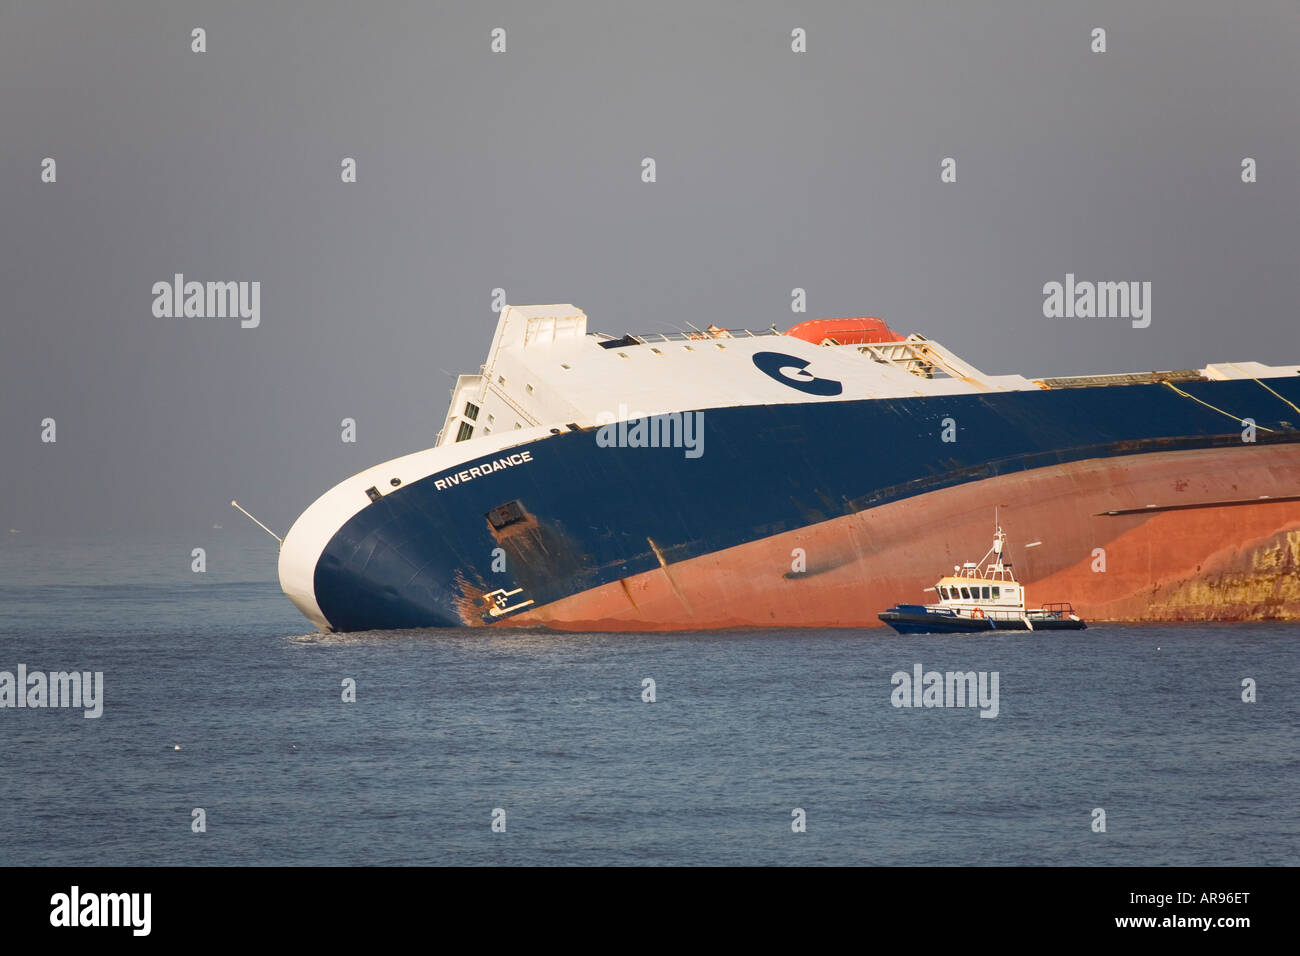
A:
960 587 970 599
982 587 991 599
992 587 1000 599
599 334 639 350
455 421 474 442
464 402 479 421
940 587 950 599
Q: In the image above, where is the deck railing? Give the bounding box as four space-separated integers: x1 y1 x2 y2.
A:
1036 602 1077 614
976 609 1025 622
592 327 783 345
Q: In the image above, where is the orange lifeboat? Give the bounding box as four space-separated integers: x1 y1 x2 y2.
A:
783 316 905 346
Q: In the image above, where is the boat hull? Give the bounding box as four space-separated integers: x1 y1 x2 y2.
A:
878 606 995 633
281 376 1300 632
877 605 1087 634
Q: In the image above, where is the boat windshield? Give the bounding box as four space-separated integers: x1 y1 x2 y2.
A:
940 584 1005 602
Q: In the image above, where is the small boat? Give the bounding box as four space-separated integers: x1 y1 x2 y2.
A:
878 524 1086 634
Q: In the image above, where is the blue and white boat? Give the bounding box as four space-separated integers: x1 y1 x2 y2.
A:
878 526 1086 633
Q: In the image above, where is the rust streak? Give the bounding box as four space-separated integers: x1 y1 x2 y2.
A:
647 537 693 613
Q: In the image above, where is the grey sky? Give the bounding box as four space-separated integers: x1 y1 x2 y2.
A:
2 1 1297 537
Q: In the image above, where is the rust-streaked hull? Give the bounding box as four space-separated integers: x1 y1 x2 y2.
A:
508 444 1300 631
288 370 1300 633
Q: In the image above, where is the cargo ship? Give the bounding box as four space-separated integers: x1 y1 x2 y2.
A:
278 304 1300 632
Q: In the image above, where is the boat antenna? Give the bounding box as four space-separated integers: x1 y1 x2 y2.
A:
231 500 283 546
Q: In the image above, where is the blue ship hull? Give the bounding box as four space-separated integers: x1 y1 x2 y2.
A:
307 376 1300 631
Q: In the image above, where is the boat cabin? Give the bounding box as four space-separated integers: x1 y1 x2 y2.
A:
930 528 1027 618
934 575 1024 614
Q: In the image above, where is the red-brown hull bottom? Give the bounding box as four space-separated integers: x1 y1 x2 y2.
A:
506 445 1300 631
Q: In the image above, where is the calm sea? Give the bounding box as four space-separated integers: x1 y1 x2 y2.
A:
1 532 1296 866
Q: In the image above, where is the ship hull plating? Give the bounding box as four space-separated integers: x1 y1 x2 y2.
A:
507 445 1300 630
291 376 1300 632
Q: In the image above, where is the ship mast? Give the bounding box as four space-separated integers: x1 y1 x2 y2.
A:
978 512 1011 580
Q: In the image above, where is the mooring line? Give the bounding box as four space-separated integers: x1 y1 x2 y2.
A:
1161 381 1275 432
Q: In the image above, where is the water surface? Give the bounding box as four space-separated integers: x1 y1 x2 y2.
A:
1 533 1295 865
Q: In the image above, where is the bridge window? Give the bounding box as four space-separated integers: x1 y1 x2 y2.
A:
455 421 474 442
960 587 971 600
464 402 480 421
982 587 991 599
992 587 1000 599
